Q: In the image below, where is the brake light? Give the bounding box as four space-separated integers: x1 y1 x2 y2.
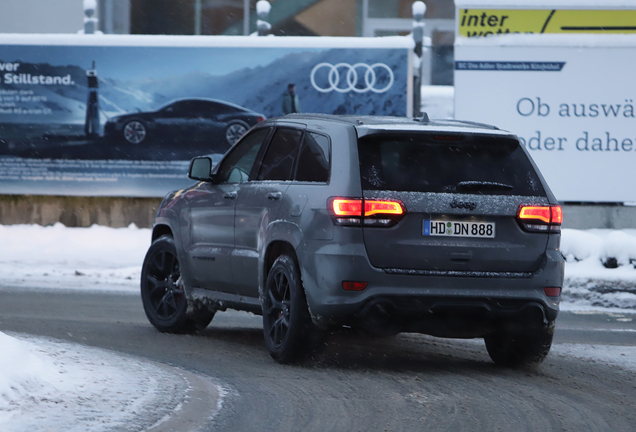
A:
332 199 363 216
551 205 563 224
431 135 464 141
364 200 404 216
518 206 551 224
256 116 265 122
517 205 563 233
328 197 405 227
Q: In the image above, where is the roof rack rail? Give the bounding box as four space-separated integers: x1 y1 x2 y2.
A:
448 119 499 130
418 112 430 123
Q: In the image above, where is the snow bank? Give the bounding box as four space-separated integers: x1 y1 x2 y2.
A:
0 223 150 291
0 332 58 412
2 223 636 310
0 331 196 431
562 229 636 309
0 33 414 49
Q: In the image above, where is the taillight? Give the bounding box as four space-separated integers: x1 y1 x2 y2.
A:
517 204 562 233
256 116 265 122
328 197 405 227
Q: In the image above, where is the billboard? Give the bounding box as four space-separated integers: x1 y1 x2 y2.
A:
0 35 412 197
454 5 636 202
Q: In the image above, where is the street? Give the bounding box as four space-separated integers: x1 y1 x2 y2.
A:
1 287 635 431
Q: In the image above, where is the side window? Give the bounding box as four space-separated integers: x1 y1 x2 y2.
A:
257 128 303 181
167 101 192 116
294 132 330 183
195 101 222 116
216 128 270 183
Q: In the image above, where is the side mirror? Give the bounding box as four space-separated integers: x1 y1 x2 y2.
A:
188 157 213 181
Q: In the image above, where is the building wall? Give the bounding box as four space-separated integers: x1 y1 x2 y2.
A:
0 195 161 228
0 0 130 34
0 0 85 34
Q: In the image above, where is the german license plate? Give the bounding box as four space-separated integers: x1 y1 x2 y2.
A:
423 220 495 238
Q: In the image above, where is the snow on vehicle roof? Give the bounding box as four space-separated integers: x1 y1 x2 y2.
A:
282 114 512 136
357 123 515 137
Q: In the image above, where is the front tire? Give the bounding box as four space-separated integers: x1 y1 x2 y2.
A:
123 120 147 144
141 235 210 333
484 322 555 367
262 255 322 364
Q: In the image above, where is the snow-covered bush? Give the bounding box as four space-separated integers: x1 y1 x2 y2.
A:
560 229 602 262
600 230 636 268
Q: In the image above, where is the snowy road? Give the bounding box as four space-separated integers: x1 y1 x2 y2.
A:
1 287 635 431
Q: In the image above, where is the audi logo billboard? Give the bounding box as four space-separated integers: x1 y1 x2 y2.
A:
310 62 395 94
0 35 412 197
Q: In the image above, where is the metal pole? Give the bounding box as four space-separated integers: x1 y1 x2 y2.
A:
412 1 426 118
104 0 114 34
243 0 250 35
362 0 369 37
195 0 202 35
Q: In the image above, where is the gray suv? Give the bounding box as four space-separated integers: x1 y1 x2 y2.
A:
141 114 564 367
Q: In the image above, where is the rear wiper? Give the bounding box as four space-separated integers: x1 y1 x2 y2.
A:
456 181 513 192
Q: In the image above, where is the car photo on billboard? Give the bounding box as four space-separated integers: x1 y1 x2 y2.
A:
104 97 265 150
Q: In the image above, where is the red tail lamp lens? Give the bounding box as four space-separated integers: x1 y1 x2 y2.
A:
518 205 563 224
331 199 404 217
256 116 265 122
332 199 363 216
342 281 368 291
364 200 404 216
544 287 561 297
518 206 551 224
551 205 563 224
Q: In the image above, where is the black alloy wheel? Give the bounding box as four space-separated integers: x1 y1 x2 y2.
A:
141 235 212 332
265 267 292 348
262 255 322 363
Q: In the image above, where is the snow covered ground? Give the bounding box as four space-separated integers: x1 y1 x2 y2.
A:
2 223 636 430
2 223 636 309
0 223 147 292
0 331 226 432
562 228 636 309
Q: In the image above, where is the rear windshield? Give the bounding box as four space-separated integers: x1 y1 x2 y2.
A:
358 134 545 196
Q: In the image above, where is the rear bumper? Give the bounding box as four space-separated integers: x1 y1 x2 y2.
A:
298 239 564 336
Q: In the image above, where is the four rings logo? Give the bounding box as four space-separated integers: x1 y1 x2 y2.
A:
310 62 394 94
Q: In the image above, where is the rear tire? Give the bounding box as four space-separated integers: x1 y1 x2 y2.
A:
225 121 248 146
484 322 555 367
262 255 324 364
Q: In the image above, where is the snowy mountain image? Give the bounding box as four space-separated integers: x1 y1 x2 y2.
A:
132 48 408 119
0 47 407 136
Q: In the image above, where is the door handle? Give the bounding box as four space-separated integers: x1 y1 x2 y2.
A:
224 191 237 200
267 192 283 200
